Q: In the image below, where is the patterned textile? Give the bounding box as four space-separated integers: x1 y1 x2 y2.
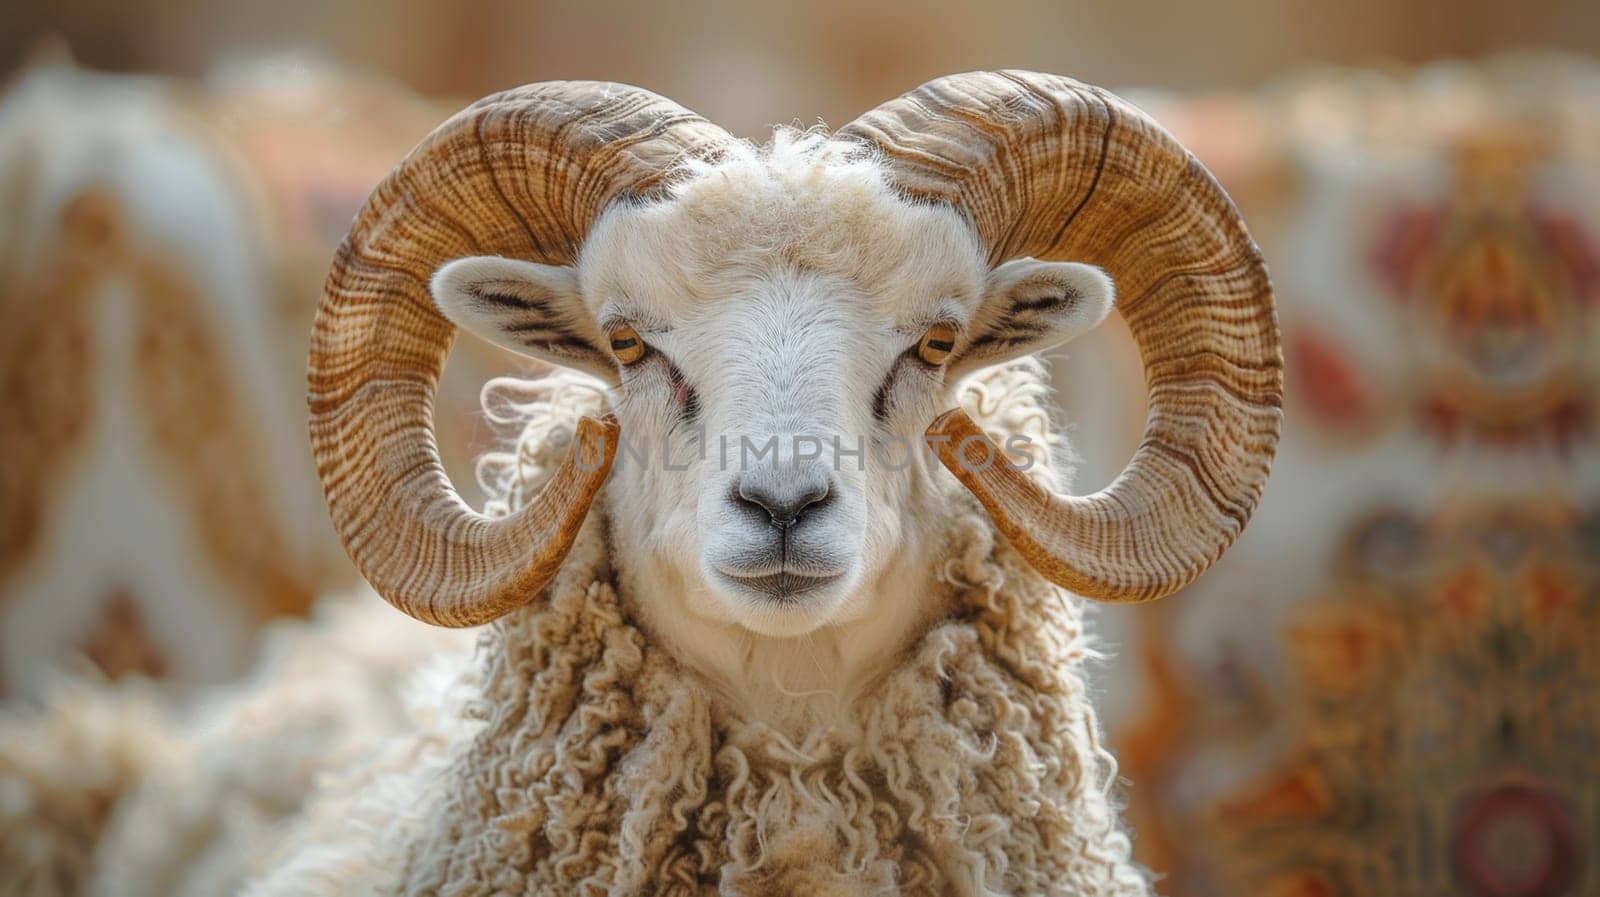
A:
1054 55 1600 897
0 57 517 696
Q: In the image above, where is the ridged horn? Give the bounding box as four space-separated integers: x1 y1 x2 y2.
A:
840 71 1282 602
309 83 730 626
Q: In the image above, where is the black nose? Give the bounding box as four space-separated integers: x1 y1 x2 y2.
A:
734 476 833 527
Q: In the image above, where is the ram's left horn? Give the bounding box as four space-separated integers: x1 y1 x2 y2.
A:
865 72 1283 604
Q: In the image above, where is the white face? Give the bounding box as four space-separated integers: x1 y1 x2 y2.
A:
433 135 1114 639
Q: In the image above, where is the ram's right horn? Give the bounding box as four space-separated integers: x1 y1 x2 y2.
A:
308 84 730 626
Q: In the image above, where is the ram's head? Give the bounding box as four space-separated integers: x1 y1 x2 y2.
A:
309 73 1282 636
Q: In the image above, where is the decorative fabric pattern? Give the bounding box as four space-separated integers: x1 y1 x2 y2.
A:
0 58 507 696
1077 56 1600 897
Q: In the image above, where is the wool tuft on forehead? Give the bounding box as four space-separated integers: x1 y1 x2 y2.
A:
580 128 986 307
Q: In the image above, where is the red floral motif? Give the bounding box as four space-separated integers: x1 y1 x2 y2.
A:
1453 781 1582 897
1362 143 1598 450
1290 329 1376 434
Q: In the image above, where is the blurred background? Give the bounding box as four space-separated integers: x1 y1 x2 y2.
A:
1 2 1596 895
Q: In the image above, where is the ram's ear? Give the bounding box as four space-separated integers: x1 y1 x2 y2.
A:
431 256 616 383
948 259 1115 380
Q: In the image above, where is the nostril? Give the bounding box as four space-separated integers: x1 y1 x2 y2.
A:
735 477 833 528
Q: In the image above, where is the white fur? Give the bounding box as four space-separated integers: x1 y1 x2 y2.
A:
0 591 474 897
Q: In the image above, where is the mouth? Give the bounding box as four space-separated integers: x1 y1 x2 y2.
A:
712 568 846 602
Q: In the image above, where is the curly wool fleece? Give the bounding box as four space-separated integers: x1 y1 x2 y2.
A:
249 360 1151 897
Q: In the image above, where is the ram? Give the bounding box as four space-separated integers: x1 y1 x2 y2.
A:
262 71 1282 895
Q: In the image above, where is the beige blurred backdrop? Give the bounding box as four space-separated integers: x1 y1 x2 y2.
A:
7 0 1600 134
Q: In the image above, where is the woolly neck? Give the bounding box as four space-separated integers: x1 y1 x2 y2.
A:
254 360 1149 896
380 359 1149 895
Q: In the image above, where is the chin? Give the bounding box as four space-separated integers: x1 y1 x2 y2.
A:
706 567 861 638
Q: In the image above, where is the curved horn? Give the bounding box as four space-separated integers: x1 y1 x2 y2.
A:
309 83 730 626
840 71 1282 603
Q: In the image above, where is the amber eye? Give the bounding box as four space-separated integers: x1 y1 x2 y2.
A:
608 324 646 365
916 324 958 365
